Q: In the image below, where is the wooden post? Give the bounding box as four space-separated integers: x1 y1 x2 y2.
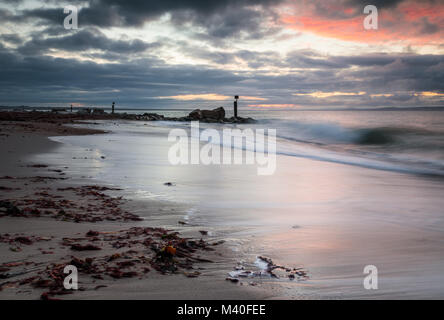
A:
234 95 239 118
112 102 115 114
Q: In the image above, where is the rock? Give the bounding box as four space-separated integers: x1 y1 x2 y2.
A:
142 113 165 121
201 107 225 120
188 107 225 121
92 108 105 115
77 108 91 115
189 109 202 120
225 116 256 124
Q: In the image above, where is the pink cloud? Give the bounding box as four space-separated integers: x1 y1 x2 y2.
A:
280 0 443 45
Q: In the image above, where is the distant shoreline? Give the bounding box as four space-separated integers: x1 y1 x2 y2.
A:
1 105 444 112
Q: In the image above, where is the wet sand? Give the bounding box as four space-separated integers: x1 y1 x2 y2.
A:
43 119 444 300
0 121 269 300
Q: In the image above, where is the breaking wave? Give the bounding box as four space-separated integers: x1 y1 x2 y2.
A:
254 119 444 177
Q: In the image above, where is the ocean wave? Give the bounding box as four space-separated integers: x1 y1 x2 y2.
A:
258 119 358 144
148 117 444 177
355 128 396 145
257 119 442 146
253 119 444 176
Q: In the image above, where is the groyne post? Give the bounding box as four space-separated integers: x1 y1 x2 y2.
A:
234 95 239 118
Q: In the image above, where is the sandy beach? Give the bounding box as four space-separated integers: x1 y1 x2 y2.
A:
1 110 444 300
43 114 444 300
0 119 271 300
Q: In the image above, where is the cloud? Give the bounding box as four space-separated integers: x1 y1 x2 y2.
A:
170 5 280 40
0 45 248 107
294 91 366 98
0 33 23 45
11 0 283 41
157 94 231 101
17 28 160 56
0 0 442 109
1 38 442 108
285 50 348 69
157 94 267 101
420 17 439 35
281 0 444 45
79 0 284 26
248 103 298 108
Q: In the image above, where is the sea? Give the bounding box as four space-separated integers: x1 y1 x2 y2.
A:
32 107 444 299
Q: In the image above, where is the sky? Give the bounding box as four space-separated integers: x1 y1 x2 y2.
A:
0 0 443 109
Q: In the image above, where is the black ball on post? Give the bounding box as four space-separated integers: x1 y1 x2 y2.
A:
234 96 239 118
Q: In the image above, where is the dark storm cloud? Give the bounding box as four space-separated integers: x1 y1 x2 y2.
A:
80 0 284 26
355 55 444 92
347 0 439 9
243 52 444 97
0 8 16 21
281 51 397 70
15 0 284 37
331 55 396 67
0 0 442 108
286 51 348 69
419 17 439 35
175 44 285 68
21 7 65 25
17 28 161 56
309 0 438 21
169 5 280 40
0 0 24 5
1 38 442 108
345 0 404 9
284 52 443 71
0 45 246 106
305 0 405 21
236 50 286 69
0 33 23 45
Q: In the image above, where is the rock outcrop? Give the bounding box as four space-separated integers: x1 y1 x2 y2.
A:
0 108 256 124
189 107 225 121
224 116 256 124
